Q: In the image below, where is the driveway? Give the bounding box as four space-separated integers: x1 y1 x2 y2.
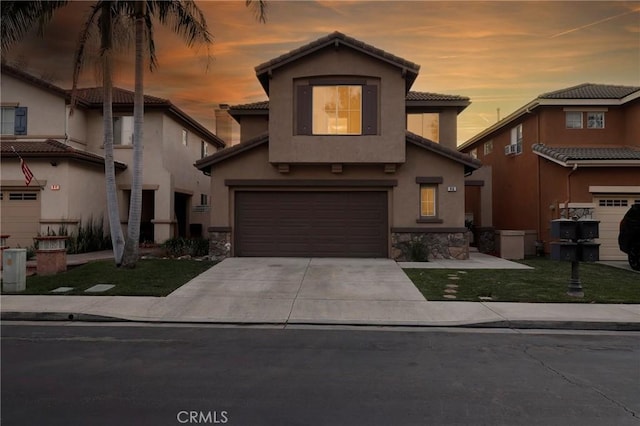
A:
167 257 428 324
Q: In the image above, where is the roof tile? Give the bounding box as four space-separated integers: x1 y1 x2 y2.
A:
532 144 640 161
539 83 640 100
1 140 127 169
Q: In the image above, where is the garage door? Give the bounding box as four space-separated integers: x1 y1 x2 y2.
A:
235 191 388 257
0 190 41 248
593 197 640 260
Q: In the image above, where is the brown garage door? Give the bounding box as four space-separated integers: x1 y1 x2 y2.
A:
235 191 388 257
0 190 41 248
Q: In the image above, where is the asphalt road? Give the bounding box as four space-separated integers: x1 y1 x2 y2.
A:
1 324 639 426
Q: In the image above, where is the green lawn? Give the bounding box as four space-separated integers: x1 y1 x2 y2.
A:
2 259 216 297
404 257 640 303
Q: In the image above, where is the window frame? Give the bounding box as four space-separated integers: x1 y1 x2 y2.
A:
419 184 437 218
565 111 583 129
295 78 378 136
112 115 134 145
587 112 605 129
483 140 493 155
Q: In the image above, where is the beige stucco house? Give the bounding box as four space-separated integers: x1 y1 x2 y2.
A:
196 32 481 260
1 63 224 248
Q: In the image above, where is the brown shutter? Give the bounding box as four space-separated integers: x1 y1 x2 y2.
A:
296 85 312 135
362 85 378 135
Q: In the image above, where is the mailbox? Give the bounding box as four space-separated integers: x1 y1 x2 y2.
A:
577 219 599 240
550 241 578 261
550 219 577 240
579 242 600 262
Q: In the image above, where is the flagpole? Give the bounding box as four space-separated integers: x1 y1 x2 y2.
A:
10 146 44 190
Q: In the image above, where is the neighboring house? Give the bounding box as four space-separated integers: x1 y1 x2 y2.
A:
0 63 224 249
196 32 481 260
459 83 640 260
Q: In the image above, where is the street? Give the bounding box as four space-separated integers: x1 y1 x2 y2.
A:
1 323 639 425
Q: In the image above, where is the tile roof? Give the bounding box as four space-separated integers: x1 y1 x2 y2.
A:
229 91 469 114
1 140 127 170
539 83 640 100
70 87 170 106
1 63 68 98
255 31 420 94
406 91 469 101
406 131 481 174
196 131 481 174
532 144 640 164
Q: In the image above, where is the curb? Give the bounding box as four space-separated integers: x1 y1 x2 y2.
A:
3 312 639 331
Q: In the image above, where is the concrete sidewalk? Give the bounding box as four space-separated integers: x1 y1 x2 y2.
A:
2 254 639 330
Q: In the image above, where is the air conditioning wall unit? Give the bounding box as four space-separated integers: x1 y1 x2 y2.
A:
504 144 517 155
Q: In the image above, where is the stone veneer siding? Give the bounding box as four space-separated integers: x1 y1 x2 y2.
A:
391 229 470 261
208 228 232 261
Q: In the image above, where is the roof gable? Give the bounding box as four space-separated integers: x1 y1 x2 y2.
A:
1 63 68 98
255 32 420 94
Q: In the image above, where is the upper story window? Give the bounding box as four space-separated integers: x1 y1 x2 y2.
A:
113 116 133 145
483 140 493 155
200 140 208 158
296 79 378 136
407 113 439 142
312 85 361 135
182 129 188 146
566 111 583 129
587 112 605 129
1 106 27 135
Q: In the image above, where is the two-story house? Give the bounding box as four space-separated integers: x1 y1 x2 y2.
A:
459 83 640 260
0 63 224 248
196 32 481 260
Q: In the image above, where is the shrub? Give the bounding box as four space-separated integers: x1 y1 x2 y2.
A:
162 237 209 258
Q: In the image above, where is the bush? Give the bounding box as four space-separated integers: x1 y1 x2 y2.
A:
402 236 429 262
162 237 209 258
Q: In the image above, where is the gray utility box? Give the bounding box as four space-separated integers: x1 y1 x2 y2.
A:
550 242 578 261
2 248 27 292
579 242 600 262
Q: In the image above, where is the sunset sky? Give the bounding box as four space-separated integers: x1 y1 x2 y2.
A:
4 0 639 144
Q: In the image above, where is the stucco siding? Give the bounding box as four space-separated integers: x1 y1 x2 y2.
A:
268 47 407 164
1 74 66 137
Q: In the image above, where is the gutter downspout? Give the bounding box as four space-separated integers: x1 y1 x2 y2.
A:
565 163 578 219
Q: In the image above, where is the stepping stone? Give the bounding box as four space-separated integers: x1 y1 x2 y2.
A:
447 276 460 280
445 283 459 289
457 271 467 274
444 288 458 294
85 284 115 293
51 287 74 293
478 296 493 301
443 294 457 299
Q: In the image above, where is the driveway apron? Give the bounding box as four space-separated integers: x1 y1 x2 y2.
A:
166 257 427 324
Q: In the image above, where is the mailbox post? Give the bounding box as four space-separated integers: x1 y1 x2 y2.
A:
550 218 599 298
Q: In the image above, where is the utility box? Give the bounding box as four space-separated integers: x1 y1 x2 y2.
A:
577 220 600 240
550 219 578 240
2 248 27 292
550 241 578 261
579 242 600 262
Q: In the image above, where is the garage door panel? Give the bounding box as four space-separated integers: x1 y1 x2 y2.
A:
1 191 41 248
593 197 638 261
235 191 388 257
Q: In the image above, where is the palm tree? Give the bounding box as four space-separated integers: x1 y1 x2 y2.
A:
0 1 68 51
2 0 267 266
120 0 267 267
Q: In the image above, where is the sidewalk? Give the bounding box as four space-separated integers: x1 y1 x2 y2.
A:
2 252 639 330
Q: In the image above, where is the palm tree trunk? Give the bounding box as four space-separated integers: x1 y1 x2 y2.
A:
121 0 145 268
101 1 125 265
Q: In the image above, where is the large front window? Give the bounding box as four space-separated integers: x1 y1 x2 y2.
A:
312 85 362 135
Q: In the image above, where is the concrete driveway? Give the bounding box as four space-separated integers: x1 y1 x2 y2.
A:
168 257 428 324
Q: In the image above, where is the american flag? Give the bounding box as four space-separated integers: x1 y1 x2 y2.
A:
21 158 34 186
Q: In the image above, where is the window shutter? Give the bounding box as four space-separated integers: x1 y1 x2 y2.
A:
362 85 378 135
296 85 312 135
14 107 27 135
